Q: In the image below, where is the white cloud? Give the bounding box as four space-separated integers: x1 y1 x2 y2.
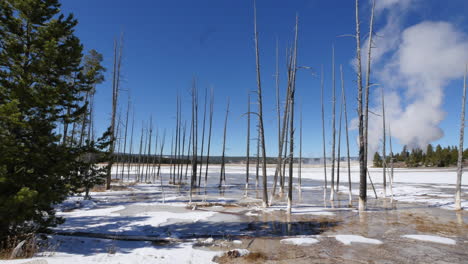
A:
368 21 468 155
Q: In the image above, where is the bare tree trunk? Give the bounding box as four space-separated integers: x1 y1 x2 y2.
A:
253 1 269 207
321 65 328 201
177 96 183 184
299 105 302 190
220 98 230 187
180 122 187 184
107 35 123 190
204 88 214 187
114 111 122 181
455 66 467 210
121 94 130 181
185 118 193 182
190 79 198 202
127 105 135 181
330 45 337 201
151 130 159 182
356 0 367 211
388 126 394 198
381 86 387 198
256 127 260 188
340 65 353 206
137 123 144 182
145 117 153 182
174 95 180 184
245 93 251 192
198 88 208 187
287 16 298 213
337 70 343 194
362 0 375 210
78 92 89 147
159 130 166 202
272 37 282 195
169 133 174 184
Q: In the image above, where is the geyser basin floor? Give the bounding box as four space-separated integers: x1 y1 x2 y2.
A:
4 165 468 264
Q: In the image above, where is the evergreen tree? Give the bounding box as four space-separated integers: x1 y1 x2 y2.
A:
373 152 382 167
0 0 103 242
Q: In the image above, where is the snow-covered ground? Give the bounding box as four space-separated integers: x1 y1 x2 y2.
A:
3 165 467 263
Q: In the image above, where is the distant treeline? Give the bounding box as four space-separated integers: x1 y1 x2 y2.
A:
373 144 468 168
111 153 358 165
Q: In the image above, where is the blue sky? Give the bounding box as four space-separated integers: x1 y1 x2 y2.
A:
60 0 468 157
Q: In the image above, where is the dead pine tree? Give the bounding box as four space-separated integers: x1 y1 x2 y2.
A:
121 94 130 180
204 87 214 188
106 35 123 190
336 74 343 194
381 86 387 198
127 106 135 181
137 122 145 182
159 130 167 202
356 0 367 211
321 65 328 201
340 65 353 206
299 104 303 191
362 0 376 210
219 98 230 187
253 1 269 207
198 88 208 187
255 126 260 188
180 121 187 184
271 37 282 196
245 93 251 193
287 15 299 214
190 79 199 202
145 117 153 182
389 126 394 199
455 65 467 211
330 45 337 201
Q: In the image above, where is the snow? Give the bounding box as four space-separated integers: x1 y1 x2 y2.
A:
402 235 456 245
4 236 222 264
280 237 320 246
334 235 383 245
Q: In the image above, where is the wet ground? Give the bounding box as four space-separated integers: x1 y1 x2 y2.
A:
44 165 468 263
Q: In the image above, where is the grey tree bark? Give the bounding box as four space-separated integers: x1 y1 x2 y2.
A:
340 65 353 206
455 66 467 210
253 1 269 207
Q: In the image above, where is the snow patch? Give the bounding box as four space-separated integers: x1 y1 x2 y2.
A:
334 235 382 245
280 237 319 246
402 234 456 245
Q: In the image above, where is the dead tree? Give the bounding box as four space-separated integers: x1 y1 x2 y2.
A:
106 35 123 190
287 16 299 213
362 0 375 210
180 121 187 184
321 65 328 200
169 133 174 184
245 93 251 192
341 65 353 206
253 1 269 207
381 86 387 197
186 117 193 182
190 79 198 201
356 0 367 211
145 117 153 182
121 94 130 180
256 127 260 188
336 67 343 194
127 106 135 180
198 88 208 187
137 122 144 182
389 126 394 198
220 98 230 187
299 105 303 190
159 130 166 202
204 87 214 186
455 66 467 210
272 37 282 194
330 45 337 201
